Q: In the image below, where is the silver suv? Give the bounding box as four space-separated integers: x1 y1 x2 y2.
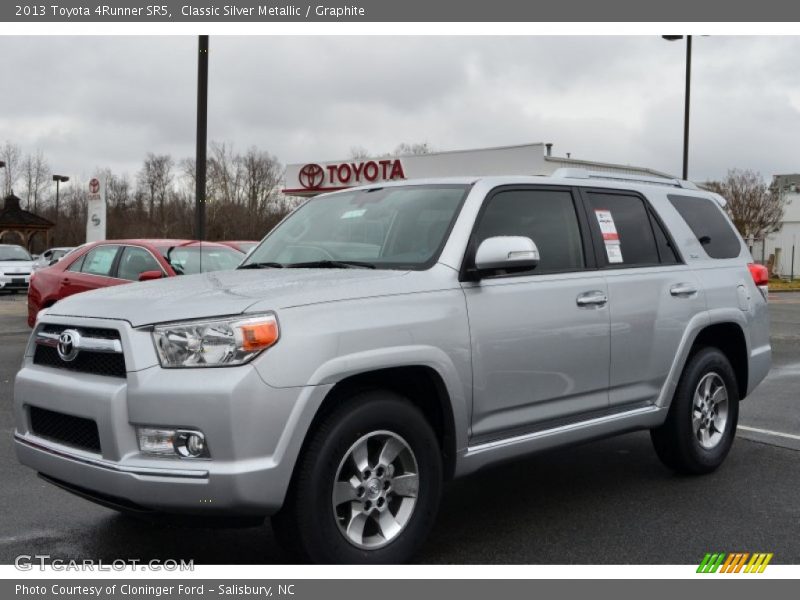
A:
14 170 771 563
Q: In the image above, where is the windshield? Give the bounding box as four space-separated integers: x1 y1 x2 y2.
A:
242 184 469 270
0 246 32 261
158 245 243 275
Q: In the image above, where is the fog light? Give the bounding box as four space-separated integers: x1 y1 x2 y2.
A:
176 430 208 458
136 427 209 458
137 428 177 456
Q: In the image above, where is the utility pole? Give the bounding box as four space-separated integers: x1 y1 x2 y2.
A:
195 35 209 242
662 35 692 180
52 174 69 245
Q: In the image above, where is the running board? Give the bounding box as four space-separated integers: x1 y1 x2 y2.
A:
456 405 666 477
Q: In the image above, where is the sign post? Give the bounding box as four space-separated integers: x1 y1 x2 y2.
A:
85 177 107 242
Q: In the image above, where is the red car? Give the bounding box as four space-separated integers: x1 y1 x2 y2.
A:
218 240 258 254
27 239 244 327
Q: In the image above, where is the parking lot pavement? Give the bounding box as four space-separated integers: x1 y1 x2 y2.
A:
0 291 798 564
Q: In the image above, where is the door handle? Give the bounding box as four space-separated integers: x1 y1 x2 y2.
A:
576 290 608 307
670 283 698 297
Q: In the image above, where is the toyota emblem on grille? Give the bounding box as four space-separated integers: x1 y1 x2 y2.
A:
57 329 81 362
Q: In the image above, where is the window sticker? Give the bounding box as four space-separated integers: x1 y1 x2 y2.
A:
594 209 624 264
340 209 366 219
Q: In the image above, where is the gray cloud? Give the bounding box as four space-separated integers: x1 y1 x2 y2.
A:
1 35 799 184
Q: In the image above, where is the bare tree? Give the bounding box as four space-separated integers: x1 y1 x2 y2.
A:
706 169 787 241
349 142 434 160
349 146 370 160
0 141 22 197
137 153 174 219
391 142 433 156
22 150 50 211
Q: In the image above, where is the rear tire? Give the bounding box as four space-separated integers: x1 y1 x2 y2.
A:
651 347 739 474
271 390 442 564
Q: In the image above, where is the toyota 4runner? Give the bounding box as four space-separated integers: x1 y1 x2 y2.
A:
14 169 771 563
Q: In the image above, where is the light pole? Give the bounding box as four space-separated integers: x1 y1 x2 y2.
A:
663 35 692 180
0 161 6 197
52 174 69 245
196 35 209 242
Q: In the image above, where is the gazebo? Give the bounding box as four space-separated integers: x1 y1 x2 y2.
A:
0 193 54 251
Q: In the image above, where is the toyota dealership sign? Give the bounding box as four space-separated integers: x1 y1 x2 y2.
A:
288 158 407 194
283 144 553 197
283 143 673 197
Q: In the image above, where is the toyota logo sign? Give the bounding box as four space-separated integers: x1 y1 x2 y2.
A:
57 329 81 362
298 164 325 190
89 178 100 194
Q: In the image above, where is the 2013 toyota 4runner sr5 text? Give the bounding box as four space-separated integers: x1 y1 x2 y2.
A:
14 169 771 563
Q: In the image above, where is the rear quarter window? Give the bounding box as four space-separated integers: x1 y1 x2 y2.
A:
668 194 742 259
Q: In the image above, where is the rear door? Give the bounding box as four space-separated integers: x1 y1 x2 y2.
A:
580 189 706 409
462 186 611 443
59 244 122 299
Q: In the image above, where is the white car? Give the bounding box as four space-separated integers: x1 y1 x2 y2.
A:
0 244 36 293
32 246 75 270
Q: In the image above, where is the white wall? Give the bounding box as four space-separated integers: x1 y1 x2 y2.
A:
763 191 800 278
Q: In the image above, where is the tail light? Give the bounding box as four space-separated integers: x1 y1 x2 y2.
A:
748 263 769 301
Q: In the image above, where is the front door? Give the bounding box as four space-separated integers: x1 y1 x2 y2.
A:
462 186 611 444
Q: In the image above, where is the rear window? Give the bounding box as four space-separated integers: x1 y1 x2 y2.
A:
668 194 741 259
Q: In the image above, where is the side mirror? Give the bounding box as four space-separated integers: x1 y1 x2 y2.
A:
138 270 164 282
48 258 59 266
474 236 539 276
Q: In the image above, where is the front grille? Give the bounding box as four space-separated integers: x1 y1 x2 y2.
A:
29 406 101 453
33 325 126 378
39 324 121 340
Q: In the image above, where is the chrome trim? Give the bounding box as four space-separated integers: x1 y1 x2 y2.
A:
14 433 209 479
35 330 122 353
466 405 661 456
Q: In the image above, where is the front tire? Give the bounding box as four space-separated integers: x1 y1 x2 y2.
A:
271 390 443 563
651 347 739 474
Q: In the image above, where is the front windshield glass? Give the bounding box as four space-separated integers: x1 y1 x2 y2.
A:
158 246 243 275
0 246 32 261
242 184 469 269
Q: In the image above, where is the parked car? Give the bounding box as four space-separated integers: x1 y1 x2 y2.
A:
0 243 36 293
26 239 243 326
218 240 258 254
14 172 771 563
32 246 75 270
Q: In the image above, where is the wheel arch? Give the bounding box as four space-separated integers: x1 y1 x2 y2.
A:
302 365 459 481
687 322 749 401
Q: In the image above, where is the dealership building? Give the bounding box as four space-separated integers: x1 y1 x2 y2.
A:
761 174 800 278
283 142 675 197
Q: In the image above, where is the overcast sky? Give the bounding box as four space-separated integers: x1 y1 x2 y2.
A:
2 35 799 186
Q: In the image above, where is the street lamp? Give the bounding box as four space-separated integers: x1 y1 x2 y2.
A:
0 161 6 196
52 174 69 245
662 35 692 180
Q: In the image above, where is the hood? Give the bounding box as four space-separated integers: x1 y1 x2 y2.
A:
45 268 418 327
0 259 35 273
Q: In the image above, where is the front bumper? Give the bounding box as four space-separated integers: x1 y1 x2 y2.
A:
0 273 30 289
14 317 331 516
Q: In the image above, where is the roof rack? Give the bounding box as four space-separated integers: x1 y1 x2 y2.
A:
551 168 698 190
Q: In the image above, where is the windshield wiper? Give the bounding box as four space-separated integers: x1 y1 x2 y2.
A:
1 258 30 261
285 260 376 269
238 262 285 269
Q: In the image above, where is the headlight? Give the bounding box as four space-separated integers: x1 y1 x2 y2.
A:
152 313 279 368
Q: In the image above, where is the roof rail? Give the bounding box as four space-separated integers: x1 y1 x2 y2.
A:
551 168 698 190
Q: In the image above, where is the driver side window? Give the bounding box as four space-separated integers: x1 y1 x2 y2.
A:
474 189 586 274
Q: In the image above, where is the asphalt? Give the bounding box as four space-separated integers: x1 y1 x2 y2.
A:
0 291 798 564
